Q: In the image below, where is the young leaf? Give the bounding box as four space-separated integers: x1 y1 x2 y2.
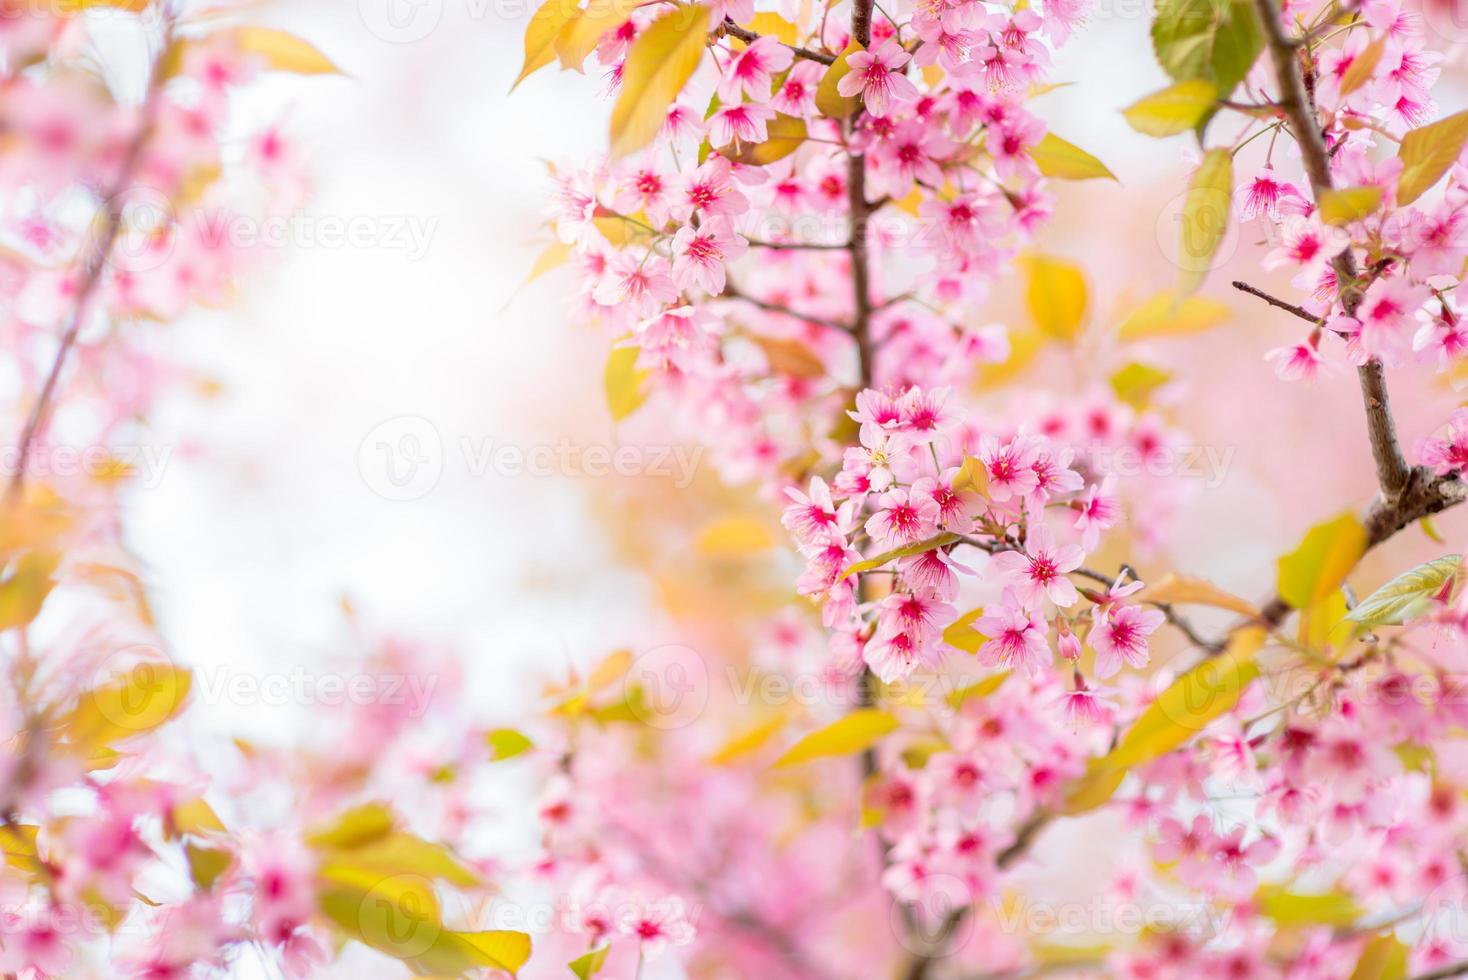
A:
1122 79 1219 137
1396 109 1468 206
570 944 612 980
1151 0 1264 96
1255 885 1364 927
708 715 786 764
840 532 962 578
1116 292 1231 340
815 41 863 118
1020 253 1088 341
0 549 59 631
487 728 536 761
1109 361 1173 410
696 514 776 555
62 663 192 757
1135 573 1258 616
1027 131 1117 181
1176 148 1233 296
730 113 808 165
1346 554 1462 627
186 843 234 891
941 607 988 655
1338 35 1387 97
1104 626 1264 771
515 0 580 88
555 0 638 71
1318 186 1384 226
945 671 1008 708
1349 934 1408 980
233 27 341 75
1276 513 1368 610
773 708 900 767
604 344 650 421
609 5 711 159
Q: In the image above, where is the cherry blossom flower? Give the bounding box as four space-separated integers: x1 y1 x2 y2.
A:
837 38 919 116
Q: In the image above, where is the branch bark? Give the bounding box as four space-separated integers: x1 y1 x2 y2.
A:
719 19 836 64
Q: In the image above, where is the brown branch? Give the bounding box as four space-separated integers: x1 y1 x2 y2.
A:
718 19 835 64
720 282 853 333
1231 280 1319 324
1410 962 1468 980
4 23 172 505
1253 0 1414 502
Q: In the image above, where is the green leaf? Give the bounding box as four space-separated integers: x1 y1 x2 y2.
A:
609 5 710 159
1277 513 1368 611
815 41 863 118
1318 186 1384 226
1349 934 1408 980
1123 79 1220 137
569 944 611 979
839 532 962 579
730 113 807 165
487 728 536 761
1021 253 1088 341
1396 109 1468 206
773 709 899 767
604 344 650 421
1028 131 1117 180
1151 0 1264 97
1176 148 1233 296
1346 554 1462 627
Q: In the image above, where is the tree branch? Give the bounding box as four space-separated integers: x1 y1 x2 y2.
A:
718 19 836 64
1252 0 1414 502
1231 280 1319 324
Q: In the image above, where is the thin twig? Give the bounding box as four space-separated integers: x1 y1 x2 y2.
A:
1231 280 1319 324
718 19 835 64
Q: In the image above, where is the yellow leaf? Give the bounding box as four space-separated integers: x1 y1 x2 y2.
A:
62 662 192 757
730 113 808 165
1021 253 1088 341
604 344 650 421
977 326 1046 387
1298 588 1351 653
609 5 710 159
1397 109 1468 206
1109 361 1172 410
1136 573 1258 617
186 843 234 891
1116 291 1231 341
515 0 580 88
946 671 1008 708
0 549 60 632
1122 79 1219 137
773 709 899 767
1255 884 1363 927
1339 35 1387 97
1318 186 1384 226
840 532 961 579
815 41 863 119
1107 627 1263 770
319 834 480 888
696 514 776 555
413 930 533 978
1177 149 1233 295
942 607 989 655
1066 628 1264 812
487 728 535 761
232 26 340 75
1028 131 1117 181
522 239 573 287
555 0 639 71
58 0 148 10
170 797 226 838
950 455 990 498
747 11 797 44
1276 513 1368 610
709 715 786 763
0 824 42 878
748 333 826 377
306 803 395 850
1349 934 1408 980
